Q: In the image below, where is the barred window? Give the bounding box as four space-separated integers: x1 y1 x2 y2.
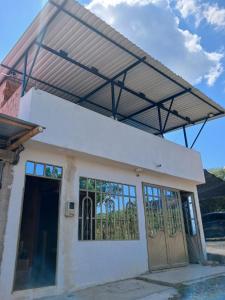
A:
78 177 139 241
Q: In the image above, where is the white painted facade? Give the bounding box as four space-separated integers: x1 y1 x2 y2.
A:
0 88 206 300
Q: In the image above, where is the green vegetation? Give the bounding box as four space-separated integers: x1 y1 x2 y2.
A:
209 168 225 181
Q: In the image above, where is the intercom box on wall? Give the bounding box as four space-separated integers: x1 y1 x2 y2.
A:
65 201 75 217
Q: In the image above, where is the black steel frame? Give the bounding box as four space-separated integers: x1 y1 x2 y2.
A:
1 0 224 148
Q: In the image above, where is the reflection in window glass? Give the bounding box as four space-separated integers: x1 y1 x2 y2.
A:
35 163 44 176
45 165 53 177
130 186 136 197
143 185 164 237
25 161 62 180
165 190 182 236
25 161 34 175
188 196 197 236
78 177 139 241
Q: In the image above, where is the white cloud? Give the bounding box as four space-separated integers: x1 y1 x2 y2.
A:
88 0 167 9
175 0 225 29
176 0 198 18
180 29 202 53
204 52 224 85
203 3 225 28
175 0 202 26
87 0 223 86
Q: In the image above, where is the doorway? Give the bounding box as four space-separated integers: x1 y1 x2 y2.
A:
14 175 60 290
181 192 203 264
143 184 188 271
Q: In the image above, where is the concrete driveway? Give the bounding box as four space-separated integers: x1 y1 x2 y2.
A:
40 279 176 300
39 265 225 300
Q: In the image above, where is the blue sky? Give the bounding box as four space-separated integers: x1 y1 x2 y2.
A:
0 0 224 169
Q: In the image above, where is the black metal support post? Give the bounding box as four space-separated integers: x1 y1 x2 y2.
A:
190 118 208 149
158 107 163 137
23 29 48 93
115 71 127 114
163 98 174 133
183 126 188 148
111 82 116 119
21 52 28 97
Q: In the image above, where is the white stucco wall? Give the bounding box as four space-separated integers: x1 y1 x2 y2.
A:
0 143 205 300
0 88 207 299
18 88 205 184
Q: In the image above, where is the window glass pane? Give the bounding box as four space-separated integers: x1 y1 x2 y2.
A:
80 177 87 189
123 185 129 196
191 219 197 235
96 180 101 192
52 166 62 178
118 184 123 195
153 188 159 196
102 181 107 193
35 163 44 176
25 161 34 175
130 186 136 197
147 186 152 196
87 178 95 191
45 165 53 177
111 183 118 195
56 167 63 178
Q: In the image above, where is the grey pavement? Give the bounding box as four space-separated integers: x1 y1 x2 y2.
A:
39 264 225 300
40 279 177 300
138 264 225 286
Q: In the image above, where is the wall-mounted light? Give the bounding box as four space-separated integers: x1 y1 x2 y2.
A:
135 168 143 177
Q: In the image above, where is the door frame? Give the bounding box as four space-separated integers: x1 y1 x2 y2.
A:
180 191 205 263
142 182 188 272
12 167 62 291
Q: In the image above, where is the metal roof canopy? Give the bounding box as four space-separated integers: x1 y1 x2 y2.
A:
0 113 43 150
0 0 224 146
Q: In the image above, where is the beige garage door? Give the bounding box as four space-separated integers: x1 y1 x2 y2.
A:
143 184 188 270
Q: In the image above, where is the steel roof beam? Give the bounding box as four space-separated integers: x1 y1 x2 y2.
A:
78 57 145 104
115 71 127 115
120 89 190 122
158 112 223 136
119 89 190 122
162 98 174 133
0 0 68 87
22 29 48 96
0 64 81 101
37 42 188 123
1 64 160 133
82 99 159 133
190 117 208 149
50 0 222 114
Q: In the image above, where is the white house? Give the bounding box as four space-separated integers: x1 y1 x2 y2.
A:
0 0 224 299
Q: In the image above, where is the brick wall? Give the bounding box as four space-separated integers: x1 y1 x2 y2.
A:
0 80 21 117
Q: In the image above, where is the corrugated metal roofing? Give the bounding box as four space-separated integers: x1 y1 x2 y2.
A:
0 113 39 149
0 0 224 135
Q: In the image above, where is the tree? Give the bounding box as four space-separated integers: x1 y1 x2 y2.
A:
209 168 225 181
